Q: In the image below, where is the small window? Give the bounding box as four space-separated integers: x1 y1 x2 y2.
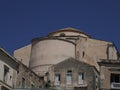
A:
66 70 72 85
67 70 72 73
10 76 12 80
82 51 85 58
78 72 84 84
22 77 25 88
17 70 19 74
3 65 9 82
76 51 80 59
96 76 98 82
31 84 35 88
54 74 61 86
60 33 66 37
111 74 120 83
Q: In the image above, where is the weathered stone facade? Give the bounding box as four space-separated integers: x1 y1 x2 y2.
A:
0 47 18 90
12 27 120 89
76 37 118 70
14 62 42 89
49 58 99 90
98 60 120 90
14 28 119 75
0 47 42 90
14 44 31 67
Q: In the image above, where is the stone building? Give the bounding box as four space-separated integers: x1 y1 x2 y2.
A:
0 47 41 90
49 58 99 90
14 61 42 90
13 27 120 89
98 59 120 90
0 47 18 90
14 28 119 74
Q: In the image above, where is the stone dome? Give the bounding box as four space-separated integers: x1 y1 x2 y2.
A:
48 27 91 38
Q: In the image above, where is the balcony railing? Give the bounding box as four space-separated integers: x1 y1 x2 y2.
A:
111 82 120 89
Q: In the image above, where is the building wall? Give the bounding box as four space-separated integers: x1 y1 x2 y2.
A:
30 39 75 75
13 28 119 85
0 47 41 90
13 28 90 68
0 60 14 88
15 63 41 89
76 37 118 70
48 58 99 90
0 48 18 90
99 62 120 90
14 44 31 67
107 44 118 59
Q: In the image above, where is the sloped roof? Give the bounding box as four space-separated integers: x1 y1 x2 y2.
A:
53 57 93 68
52 57 99 74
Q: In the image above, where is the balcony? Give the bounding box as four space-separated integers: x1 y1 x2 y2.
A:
111 82 120 89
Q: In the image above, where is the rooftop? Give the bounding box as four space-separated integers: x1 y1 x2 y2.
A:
48 27 91 37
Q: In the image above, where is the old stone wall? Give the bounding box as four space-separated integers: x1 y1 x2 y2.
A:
14 44 31 67
30 39 75 75
48 58 99 90
76 37 118 70
100 63 120 90
15 62 41 89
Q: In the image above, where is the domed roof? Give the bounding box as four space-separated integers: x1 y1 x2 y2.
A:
48 27 91 38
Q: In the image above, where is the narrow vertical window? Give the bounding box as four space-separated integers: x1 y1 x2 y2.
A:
31 84 35 89
3 65 9 82
22 77 25 88
78 72 84 84
66 70 72 85
82 51 85 58
55 74 60 86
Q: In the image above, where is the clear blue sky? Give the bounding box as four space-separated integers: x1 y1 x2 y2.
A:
0 0 120 55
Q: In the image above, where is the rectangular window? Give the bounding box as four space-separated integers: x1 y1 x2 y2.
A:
55 74 60 86
31 84 35 89
22 77 25 88
111 74 120 83
111 74 120 89
3 65 9 82
66 70 72 85
78 72 84 84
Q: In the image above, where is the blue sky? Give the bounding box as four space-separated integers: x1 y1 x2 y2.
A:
0 0 120 55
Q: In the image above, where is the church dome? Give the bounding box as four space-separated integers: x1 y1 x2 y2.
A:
48 27 91 38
